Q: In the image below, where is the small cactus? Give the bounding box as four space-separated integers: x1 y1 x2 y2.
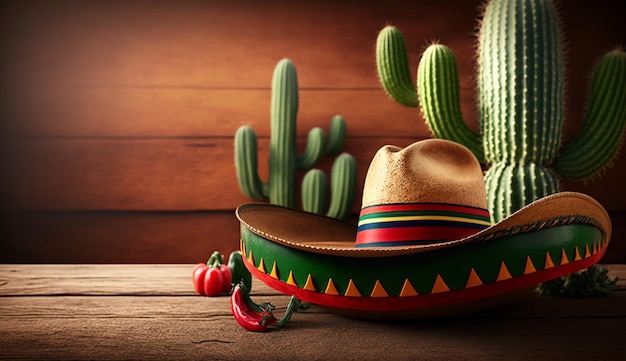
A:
375 0 626 223
538 266 618 298
234 59 358 219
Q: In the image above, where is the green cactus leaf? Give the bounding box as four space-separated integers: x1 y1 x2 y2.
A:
376 26 418 107
301 169 329 215
234 126 266 200
298 127 325 170
326 153 358 219
554 49 626 180
418 44 484 162
325 115 347 156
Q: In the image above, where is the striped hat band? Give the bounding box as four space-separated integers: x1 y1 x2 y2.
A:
355 203 492 248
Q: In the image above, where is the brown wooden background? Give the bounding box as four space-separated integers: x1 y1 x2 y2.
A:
1 0 625 263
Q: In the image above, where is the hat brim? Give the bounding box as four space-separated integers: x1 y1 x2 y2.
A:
236 192 611 318
236 192 611 257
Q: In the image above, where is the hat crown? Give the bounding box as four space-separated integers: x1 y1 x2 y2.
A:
361 139 487 208
356 139 491 248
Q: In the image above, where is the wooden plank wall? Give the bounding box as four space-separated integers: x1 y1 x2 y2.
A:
1 0 625 263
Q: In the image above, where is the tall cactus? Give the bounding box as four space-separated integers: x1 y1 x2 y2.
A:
376 0 626 222
234 58 358 219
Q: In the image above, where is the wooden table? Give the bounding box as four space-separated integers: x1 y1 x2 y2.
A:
1 264 625 360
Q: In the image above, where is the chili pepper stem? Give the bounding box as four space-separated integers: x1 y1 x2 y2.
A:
274 296 306 328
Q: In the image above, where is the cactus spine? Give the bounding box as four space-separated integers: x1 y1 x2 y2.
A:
234 58 357 219
376 0 626 222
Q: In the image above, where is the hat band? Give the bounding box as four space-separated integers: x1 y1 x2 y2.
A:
355 203 492 248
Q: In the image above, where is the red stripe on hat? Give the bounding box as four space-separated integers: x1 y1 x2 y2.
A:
355 225 481 246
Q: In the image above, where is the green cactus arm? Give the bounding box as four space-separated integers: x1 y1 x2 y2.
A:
326 153 358 219
417 44 484 162
297 127 325 170
298 115 347 169
234 125 267 200
324 115 346 155
554 49 626 180
268 58 299 208
478 0 566 166
301 169 329 215
301 154 357 219
376 26 418 107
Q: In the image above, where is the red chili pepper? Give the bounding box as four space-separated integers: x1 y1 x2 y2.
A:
192 251 232 296
230 283 276 332
230 282 306 332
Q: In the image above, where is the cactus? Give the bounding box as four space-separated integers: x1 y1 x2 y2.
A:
538 266 618 298
376 0 626 222
234 58 358 219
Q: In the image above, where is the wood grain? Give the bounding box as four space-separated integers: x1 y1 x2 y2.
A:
0 137 422 211
1 265 625 361
3 311 625 361
0 264 199 295
0 211 244 264
5 87 431 138
1 136 624 212
1 0 625 264
0 264 622 296
1 0 481 88
1 211 624 264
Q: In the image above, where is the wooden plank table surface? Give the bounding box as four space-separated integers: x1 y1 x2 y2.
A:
1 264 625 361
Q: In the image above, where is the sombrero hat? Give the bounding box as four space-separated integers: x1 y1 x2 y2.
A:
235 139 611 319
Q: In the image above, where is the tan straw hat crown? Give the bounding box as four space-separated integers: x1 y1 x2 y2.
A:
355 139 492 248
361 139 487 208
